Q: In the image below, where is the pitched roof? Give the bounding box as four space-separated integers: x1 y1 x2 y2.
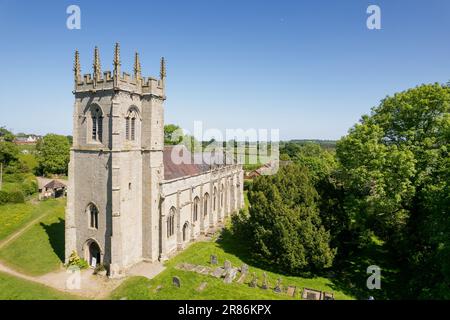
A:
163 145 235 180
44 180 67 190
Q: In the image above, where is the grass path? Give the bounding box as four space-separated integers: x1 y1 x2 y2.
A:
0 209 51 250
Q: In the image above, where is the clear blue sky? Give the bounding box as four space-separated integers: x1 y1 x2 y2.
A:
0 0 449 140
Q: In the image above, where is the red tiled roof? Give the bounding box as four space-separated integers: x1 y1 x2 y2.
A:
163 146 235 180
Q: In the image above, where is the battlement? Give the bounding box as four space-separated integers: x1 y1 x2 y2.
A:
73 44 165 98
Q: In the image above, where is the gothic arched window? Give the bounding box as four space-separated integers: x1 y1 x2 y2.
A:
220 184 224 208
91 106 103 142
193 197 200 222
88 203 99 229
125 108 139 141
213 187 217 211
203 193 209 217
167 207 176 238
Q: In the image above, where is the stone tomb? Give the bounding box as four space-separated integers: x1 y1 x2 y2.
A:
302 288 322 300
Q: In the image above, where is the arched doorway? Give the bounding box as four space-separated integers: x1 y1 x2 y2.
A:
182 222 189 242
85 239 101 268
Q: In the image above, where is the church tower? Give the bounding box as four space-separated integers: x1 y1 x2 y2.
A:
65 44 166 276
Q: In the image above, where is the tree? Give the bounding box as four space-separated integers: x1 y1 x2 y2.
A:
0 127 15 142
243 164 335 275
164 124 183 145
35 134 70 176
336 83 450 298
0 141 19 165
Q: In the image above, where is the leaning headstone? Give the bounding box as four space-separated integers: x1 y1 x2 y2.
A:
237 272 247 284
287 286 296 297
249 272 257 288
172 276 181 288
261 272 268 290
274 278 282 293
197 282 208 292
224 268 238 284
240 264 249 274
210 255 218 265
224 260 232 272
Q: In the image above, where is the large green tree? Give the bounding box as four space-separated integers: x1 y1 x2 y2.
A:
336 83 450 298
35 134 70 176
244 164 335 275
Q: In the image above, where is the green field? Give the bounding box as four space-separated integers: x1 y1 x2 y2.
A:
0 198 65 275
110 232 354 300
0 271 76 300
0 200 50 241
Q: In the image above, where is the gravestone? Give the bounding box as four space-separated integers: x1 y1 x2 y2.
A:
287 286 296 297
194 265 206 274
241 264 249 274
210 255 218 265
224 260 232 272
172 276 181 288
249 272 257 288
237 272 247 284
261 272 268 290
274 278 282 293
212 267 225 278
224 268 238 284
197 282 208 292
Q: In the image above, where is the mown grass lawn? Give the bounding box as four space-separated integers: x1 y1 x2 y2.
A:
0 271 76 300
0 198 55 241
0 198 65 276
110 232 355 300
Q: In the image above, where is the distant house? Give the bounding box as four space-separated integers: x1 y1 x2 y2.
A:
14 135 41 145
37 177 67 200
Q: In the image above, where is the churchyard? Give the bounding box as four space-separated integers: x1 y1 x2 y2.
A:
0 196 353 300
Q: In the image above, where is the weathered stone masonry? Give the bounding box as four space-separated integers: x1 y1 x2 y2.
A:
65 44 244 277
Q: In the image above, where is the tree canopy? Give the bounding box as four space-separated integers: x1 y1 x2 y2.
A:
336 83 450 298
35 134 70 176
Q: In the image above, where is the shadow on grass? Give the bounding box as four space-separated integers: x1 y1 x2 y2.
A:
218 226 403 300
327 241 403 300
40 218 65 263
217 227 315 278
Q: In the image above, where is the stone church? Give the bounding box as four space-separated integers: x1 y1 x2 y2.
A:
65 44 244 277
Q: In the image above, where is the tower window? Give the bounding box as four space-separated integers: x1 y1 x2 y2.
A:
88 203 99 229
91 107 103 143
125 108 139 142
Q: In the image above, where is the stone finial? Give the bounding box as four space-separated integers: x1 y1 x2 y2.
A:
160 56 166 79
73 49 81 83
93 46 102 84
113 42 121 77
134 52 142 80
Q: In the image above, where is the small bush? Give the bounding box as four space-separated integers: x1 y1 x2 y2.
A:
6 191 25 203
0 191 9 205
66 250 89 270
